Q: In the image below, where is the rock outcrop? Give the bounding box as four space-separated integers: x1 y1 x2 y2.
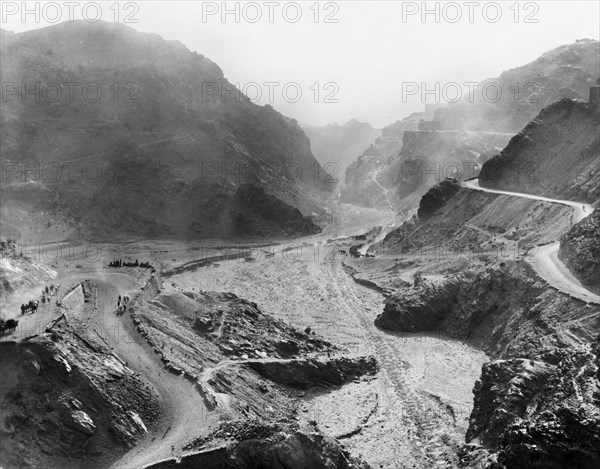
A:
148 423 371 469
468 339 600 469
417 177 461 220
467 358 555 447
558 210 600 285
248 356 378 389
375 261 600 358
0 323 160 469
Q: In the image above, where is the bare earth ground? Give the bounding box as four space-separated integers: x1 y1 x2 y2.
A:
170 236 487 468
2 204 487 469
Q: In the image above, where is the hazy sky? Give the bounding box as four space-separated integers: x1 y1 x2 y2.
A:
2 1 599 127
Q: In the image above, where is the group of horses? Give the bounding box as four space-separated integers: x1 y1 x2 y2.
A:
20 283 60 315
108 259 153 269
0 319 19 335
20 300 39 315
3 284 62 336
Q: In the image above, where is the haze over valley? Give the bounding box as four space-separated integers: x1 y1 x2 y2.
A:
1 3 599 469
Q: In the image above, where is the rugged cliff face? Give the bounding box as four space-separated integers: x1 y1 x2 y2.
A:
479 100 600 203
470 341 600 469
0 322 161 469
558 210 600 286
389 130 510 201
0 21 332 242
374 258 600 467
376 261 599 358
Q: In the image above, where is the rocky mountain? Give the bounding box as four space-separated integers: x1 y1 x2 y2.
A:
302 119 381 179
436 39 600 133
354 90 600 465
1 314 161 469
0 21 333 242
341 39 599 211
358 178 599 466
341 118 415 209
342 125 510 210
479 99 600 203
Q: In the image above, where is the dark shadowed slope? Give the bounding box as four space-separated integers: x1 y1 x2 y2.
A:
0 21 333 242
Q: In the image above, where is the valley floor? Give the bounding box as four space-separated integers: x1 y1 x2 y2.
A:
1 202 489 468
170 241 488 468
5 184 596 468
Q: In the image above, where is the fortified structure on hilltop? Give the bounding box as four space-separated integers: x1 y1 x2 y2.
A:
589 78 600 105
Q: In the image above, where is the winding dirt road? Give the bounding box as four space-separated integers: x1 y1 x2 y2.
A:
463 179 599 304
4 268 214 469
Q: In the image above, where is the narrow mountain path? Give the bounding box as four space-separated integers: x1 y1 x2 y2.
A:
463 179 599 304
371 167 394 211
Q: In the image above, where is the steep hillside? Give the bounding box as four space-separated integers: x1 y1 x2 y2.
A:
302 119 381 177
0 321 161 469
342 39 599 210
479 99 600 204
355 175 599 466
342 123 510 211
0 21 332 242
436 39 600 132
340 117 419 209
373 185 572 257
